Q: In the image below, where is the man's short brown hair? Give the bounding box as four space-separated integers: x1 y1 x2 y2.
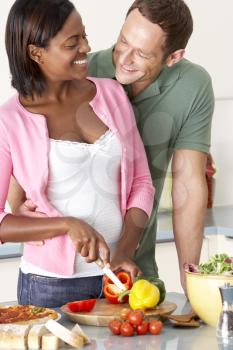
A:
127 0 193 60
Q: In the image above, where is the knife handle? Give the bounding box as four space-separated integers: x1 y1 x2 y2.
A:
95 257 105 269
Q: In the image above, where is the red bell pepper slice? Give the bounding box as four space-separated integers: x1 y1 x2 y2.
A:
67 299 96 313
103 271 132 304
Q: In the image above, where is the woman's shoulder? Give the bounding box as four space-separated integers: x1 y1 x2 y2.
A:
87 76 128 106
87 76 124 93
0 94 18 122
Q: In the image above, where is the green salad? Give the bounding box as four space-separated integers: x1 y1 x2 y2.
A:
184 254 233 275
198 254 233 275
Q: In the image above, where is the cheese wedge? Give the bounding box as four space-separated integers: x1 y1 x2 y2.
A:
45 320 84 348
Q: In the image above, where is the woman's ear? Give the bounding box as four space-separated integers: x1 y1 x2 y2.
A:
27 44 44 64
166 49 185 67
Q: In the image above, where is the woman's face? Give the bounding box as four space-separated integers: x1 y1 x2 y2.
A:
36 10 90 82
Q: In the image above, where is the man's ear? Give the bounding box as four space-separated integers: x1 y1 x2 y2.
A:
165 49 185 67
27 44 44 64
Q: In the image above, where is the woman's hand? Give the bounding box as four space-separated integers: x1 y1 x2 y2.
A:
110 253 142 281
66 217 110 265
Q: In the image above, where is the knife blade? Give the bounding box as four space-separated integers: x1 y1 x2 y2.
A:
95 258 126 291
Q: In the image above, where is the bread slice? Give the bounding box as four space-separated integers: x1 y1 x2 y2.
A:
45 320 84 348
0 324 31 350
27 324 48 350
41 332 63 350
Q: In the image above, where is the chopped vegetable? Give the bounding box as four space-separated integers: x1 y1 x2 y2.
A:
67 299 96 313
184 253 233 275
103 271 132 304
31 307 45 314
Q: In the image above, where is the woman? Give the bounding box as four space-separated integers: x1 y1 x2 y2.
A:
0 0 154 307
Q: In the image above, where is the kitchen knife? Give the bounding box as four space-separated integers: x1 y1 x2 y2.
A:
95 258 126 291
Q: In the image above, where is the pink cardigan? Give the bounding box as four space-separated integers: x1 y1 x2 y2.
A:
0 77 155 275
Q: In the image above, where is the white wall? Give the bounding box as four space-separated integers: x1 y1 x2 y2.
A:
211 98 233 206
0 0 233 205
185 0 233 99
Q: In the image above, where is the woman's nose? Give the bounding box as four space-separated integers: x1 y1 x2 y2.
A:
79 38 91 54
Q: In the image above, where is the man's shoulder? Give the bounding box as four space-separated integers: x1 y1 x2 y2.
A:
88 47 115 78
88 48 108 62
177 59 212 84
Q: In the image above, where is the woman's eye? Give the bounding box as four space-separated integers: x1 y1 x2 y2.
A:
65 45 77 49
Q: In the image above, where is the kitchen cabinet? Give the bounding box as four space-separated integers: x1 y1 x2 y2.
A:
155 238 209 293
208 233 233 257
0 258 20 302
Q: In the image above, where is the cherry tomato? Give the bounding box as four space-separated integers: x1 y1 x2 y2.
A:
120 308 130 321
67 299 96 312
120 322 134 337
108 320 122 335
149 320 163 335
136 320 149 335
127 310 144 326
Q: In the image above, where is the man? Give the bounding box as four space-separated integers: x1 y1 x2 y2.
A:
87 0 214 291
8 0 214 292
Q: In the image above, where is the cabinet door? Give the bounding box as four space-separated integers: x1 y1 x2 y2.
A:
0 258 20 302
155 238 209 293
209 233 233 256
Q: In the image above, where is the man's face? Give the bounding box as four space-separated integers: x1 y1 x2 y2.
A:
113 9 167 93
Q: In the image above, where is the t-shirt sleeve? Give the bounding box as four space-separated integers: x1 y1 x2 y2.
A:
174 72 215 153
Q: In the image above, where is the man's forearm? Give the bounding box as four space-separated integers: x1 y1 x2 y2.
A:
7 177 26 214
172 176 208 288
114 207 148 258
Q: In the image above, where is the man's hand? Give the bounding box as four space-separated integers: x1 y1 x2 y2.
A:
110 253 142 281
16 199 46 218
17 199 46 245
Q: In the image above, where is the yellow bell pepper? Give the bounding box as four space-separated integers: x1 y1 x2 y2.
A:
119 279 160 310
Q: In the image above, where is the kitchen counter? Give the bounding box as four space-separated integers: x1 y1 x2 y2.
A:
59 292 224 350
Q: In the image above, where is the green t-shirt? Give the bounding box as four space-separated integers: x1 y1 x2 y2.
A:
88 47 214 276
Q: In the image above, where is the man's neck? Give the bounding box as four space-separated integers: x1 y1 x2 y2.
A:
130 77 156 97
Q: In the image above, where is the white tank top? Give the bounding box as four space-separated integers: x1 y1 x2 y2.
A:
20 130 123 277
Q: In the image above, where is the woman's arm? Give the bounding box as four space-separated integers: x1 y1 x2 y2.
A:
0 214 110 263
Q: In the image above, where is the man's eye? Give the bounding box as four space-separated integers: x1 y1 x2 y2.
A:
121 38 127 45
138 52 150 59
82 33 88 39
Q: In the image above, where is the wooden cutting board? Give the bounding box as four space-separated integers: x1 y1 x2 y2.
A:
60 299 177 326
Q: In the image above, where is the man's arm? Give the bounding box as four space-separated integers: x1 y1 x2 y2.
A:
110 207 148 280
7 177 27 215
171 149 208 293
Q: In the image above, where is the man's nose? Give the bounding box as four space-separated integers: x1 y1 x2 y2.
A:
121 48 134 65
